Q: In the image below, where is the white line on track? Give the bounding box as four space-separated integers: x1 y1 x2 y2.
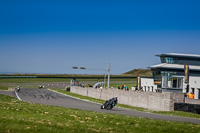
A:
48 89 102 105
14 89 22 101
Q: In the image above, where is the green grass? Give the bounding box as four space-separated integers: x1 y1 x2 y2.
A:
0 78 136 90
51 88 200 120
0 85 44 90
0 94 200 133
0 86 8 90
0 78 71 83
0 78 136 84
79 78 136 89
83 83 136 90
109 83 136 89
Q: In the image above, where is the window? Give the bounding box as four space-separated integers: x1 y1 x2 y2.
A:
160 57 179 64
165 57 175 64
161 57 166 63
198 89 200 99
172 78 177 88
192 88 194 94
173 78 183 88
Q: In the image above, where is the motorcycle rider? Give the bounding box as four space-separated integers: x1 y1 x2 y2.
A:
111 96 118 107
17 86 20 92
101 96 118 110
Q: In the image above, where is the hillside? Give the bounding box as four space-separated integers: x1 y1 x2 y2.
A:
122 69 152 77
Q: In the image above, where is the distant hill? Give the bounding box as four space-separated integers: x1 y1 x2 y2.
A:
122 69 152 77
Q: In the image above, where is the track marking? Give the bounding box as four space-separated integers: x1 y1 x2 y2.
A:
14 89 22 101
48 89 102 105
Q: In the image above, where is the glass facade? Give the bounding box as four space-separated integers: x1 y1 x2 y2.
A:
153 70 184 81
152 69 186 89
160 56 200 66
161 57 178 64
153 72 184 89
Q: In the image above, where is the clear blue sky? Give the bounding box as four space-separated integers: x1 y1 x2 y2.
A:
1 0 200 74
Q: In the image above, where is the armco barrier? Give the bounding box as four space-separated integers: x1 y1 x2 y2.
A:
70 86 185 111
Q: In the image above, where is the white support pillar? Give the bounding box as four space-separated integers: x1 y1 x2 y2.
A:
107 63 111 89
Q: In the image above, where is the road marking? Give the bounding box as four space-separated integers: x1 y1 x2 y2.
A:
48 89 102 105
14 89 22 101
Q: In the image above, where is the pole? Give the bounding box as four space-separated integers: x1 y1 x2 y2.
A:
107 63 111 89
104 69 107 88
72 65 109 88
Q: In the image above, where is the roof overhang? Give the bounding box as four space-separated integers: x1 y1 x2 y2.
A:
155 53 200 59
148 63 200 71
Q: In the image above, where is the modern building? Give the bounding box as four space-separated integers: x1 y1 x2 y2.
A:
143 53 200 99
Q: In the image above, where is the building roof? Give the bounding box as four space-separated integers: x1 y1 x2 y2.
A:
155 53 200 59
149 63 200 71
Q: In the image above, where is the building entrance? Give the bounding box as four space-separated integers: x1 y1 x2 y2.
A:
172 78 183 88
162 76 183 89
198 89 200 99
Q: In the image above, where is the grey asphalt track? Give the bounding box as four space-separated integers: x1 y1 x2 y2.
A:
1 88 200 124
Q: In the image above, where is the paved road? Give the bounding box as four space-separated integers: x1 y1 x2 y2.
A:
1 88 200 124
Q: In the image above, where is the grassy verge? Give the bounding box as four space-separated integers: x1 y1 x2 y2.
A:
0 77 136 83
0 85 43 90
82 81 136 89
0 78 71 83
109 83 136 89
0 94 200 133
51 88 200 120
0 86 8 90
0 78 136 91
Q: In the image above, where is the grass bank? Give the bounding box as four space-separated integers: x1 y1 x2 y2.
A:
0 86 9 90
0 78 71 83
0 94 200 133
0 78 136 89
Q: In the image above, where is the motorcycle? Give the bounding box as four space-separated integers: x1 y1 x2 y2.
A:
101 100 115 110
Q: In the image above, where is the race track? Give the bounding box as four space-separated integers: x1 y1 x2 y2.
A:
1 88 200 124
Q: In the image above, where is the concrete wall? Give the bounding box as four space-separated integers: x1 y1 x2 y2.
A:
70 86 185 111
185 98 200 105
